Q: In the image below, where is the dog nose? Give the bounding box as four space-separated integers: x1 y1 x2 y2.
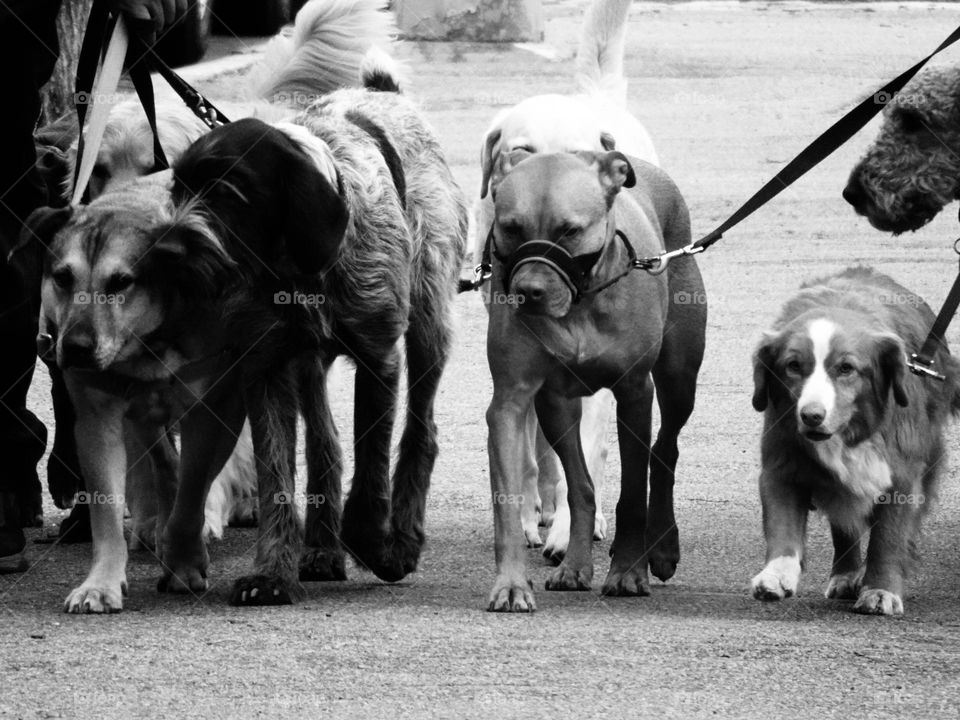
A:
514 279 547 304
800 403 826 428
60 336 95 369
842 174 866 208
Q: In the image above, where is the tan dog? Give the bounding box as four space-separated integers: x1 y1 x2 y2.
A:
473 0 658 561
485 150 706 611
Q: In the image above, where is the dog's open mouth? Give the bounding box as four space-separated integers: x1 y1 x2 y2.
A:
803 430 833 442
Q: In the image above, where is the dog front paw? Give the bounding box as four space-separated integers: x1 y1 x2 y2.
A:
157 540 209 594
594 512 608 541
545 562 593 591
230 574 305 606
601 565 651 597
825 568 864 600
299 547 347 581
542 505 570 564
488 575 536 612
751 556 801 601
64 578 127 614
645 524 680 582
853 588 903 616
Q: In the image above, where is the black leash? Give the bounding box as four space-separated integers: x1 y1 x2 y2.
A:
907 237 960 381
73 0 231 199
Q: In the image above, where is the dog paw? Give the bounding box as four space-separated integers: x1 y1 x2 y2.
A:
487 575 536 612
601 565 651 597
853 588 903 616
545 563 593 591
751 556 801 601
157 564 208 595
299 547 347 581
542 509 570 565
523 524 543 548
230 574 304 606
645 524 680 582
825 568 864 600
373 528 425 582
64 578 127 614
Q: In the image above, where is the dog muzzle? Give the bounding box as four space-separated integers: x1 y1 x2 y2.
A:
494 238 602 303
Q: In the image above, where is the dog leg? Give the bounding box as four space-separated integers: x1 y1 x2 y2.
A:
536 391 594 592
854 494 922 616
518 407 543 547
63 381 128 614
299 357 347 582
124 423 158 552
825 524 863 600
751 471 809 601
602 376 655 597
161 390 245 598
47 366 85 510
339 352 399 580
542 475 569 565
487 388 538 612
231 372 303 605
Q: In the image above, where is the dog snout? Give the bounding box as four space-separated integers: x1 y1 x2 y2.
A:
60 333 96 369
799 402 827 428
514 278 547 304
843 173 867 210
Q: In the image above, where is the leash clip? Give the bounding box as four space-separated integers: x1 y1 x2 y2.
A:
458 263 492 293
907 353 946 381
642 243 706 276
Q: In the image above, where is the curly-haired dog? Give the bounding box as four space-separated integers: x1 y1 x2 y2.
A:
844 67 960 233
751 267 960 616
485 150 705 612
28 73 465 612
473 0 659 562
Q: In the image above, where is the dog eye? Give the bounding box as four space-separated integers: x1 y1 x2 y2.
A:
51 268 73 290
91 163 108 180
898 108 927 134
785 359 802 375
105 273 134 293
556 224 581 240
836 362 856 376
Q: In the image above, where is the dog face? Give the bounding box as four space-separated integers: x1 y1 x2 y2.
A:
844 70 960 234
172 118 348 276
492 150 635 318
479 96 618 199
26 179 234 372
752 314 908 443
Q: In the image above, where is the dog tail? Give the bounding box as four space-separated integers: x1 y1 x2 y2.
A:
574 0 631 106
254 0 397 105
360 46 404 92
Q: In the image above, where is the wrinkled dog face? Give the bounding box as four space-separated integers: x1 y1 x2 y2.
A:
27 180 234 372
844 69 960 234
752 314 908 444
492 150 634 318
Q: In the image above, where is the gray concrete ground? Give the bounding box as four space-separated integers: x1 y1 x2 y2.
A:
4 2 960 717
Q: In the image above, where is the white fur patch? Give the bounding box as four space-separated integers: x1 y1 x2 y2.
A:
751 555 802 599
809 434 892 531
273 122 339 188
797 318 837 426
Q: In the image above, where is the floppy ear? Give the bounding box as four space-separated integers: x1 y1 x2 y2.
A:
149 213 237 299
281 148 348 275
752 331 780 412
479 127 502 199
578 150 636 206
874 334 909 408
600 131 617 151
7 206 74 303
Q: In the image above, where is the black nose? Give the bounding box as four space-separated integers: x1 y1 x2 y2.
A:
800 403 826 428
60 336 95 369
843 174 866 208
515 280 547 304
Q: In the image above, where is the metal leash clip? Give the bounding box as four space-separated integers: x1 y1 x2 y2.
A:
642 243 706 276
907 353 946 380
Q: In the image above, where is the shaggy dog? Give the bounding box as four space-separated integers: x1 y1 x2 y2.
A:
29 66 465 611
472 0 659 561
844 67 960 233
751 267 960 615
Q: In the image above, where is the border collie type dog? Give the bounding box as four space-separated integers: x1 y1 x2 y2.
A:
750 266 960 615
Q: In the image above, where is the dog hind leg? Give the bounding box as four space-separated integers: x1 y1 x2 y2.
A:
299 356 347 582
824 524 863 600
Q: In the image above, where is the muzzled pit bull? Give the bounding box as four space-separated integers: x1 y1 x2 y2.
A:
484 150 706 611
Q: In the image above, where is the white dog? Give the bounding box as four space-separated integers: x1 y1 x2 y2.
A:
68 0 398 545
474 0 658 559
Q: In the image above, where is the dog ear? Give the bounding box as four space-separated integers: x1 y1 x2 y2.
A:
600 131 617 151
479 127 502 199
149 213 237 299
281 147 348 275
874 333 909 408
579 151 636 206
7 206 74 302
752 331 781 412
